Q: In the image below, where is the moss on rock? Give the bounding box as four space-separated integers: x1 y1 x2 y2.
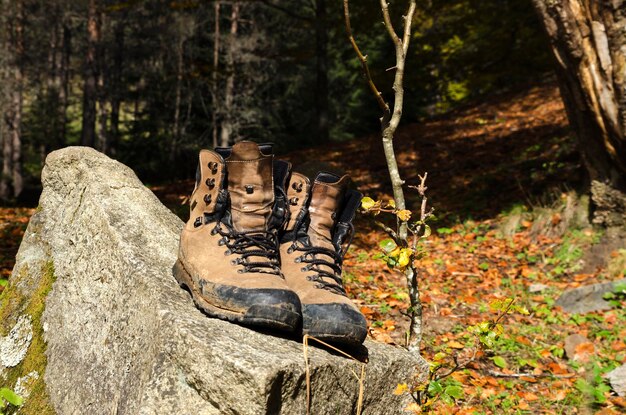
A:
0 261 56 415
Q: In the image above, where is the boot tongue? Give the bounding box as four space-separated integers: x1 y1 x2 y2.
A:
224 141 274 232
308 173 349 250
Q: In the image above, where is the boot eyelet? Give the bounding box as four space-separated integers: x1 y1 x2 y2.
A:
306 276 312 281
237 269 244 274
204 194 212 204
289 197 299 205
301 266 308 272
224 249 231 255
210 227 218 235
218 239 225 246
205 178 215 188
291 181 303 192
230 259 238 265
295 257 301 263
287 247 294 254
207 162 218 174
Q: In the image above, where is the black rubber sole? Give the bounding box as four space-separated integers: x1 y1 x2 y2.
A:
173 260 301 332
302 303 368 346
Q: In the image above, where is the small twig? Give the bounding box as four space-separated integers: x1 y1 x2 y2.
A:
375 220 398 240
303 335 366 415
434 346 479 380
343 0 389 115
450 272 479 277
486 370 575 379
492 298 515 327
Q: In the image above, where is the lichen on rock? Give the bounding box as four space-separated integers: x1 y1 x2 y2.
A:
0 315 33 368
0 257 56 415
14 371 40 399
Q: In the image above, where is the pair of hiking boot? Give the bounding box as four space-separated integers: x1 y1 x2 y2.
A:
173 141 367 346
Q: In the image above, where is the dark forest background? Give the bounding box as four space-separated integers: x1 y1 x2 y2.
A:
0 0 552 199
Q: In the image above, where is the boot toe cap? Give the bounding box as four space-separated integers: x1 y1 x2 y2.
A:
198 281 302 331
302 302 367 345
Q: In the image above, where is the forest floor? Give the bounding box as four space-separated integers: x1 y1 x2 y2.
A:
2 82 626 414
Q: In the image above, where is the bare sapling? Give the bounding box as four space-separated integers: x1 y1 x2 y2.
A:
343 0 430 355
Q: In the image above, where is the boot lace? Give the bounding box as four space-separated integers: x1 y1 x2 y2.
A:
287 219 354 296
291 243 345 295
212 223 282 276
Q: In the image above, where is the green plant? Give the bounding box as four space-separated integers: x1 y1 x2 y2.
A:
574 364 611 405
0 387 23 415
602 281 626 308
546 229 601 276
396 298 524 412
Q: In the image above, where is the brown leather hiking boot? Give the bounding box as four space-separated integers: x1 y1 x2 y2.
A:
280 171 367 345
174 141 301 331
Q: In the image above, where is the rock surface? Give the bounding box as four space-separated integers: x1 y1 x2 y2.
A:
0 147 424 415
555 279 626 314
606 364 626 397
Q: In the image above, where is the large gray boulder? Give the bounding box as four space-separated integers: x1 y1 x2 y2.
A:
555 278 626 314
0 147 424 415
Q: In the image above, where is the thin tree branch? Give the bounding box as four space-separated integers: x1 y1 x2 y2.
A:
343 0 389 115
379 0 400 46
375 220 398 240
401 4 415 56
388 0 416 134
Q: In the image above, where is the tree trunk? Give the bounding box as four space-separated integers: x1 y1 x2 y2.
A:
97 13 108 154
2 0 24 199
211 1 221 149
219 2 239 147
81 0 100 148
171 35 184 162
109 23 123 156
0 126 9 199
11 2 23 198
532 0 626 227
56 21 71 150
315 0 329 143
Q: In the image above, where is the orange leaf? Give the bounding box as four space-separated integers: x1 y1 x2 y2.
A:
573 342 595 363
447 340 465 349
521 392 539 401
611 340 626 352
520 376 537 383
612 396 626 408
547 362 569 375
